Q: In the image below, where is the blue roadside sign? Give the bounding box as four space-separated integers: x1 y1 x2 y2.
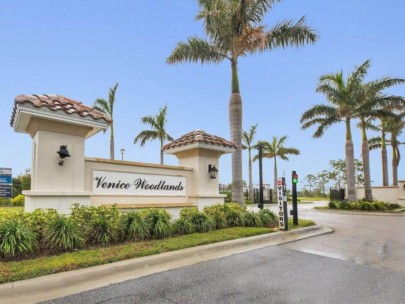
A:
0 167 12 199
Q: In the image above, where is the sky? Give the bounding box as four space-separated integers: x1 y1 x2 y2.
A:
1 0 404 190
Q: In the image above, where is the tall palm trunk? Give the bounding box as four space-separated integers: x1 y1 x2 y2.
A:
345 120 356 201
381 129 389 186
361 123 373 201
230 59 243 205
160 138 164 165
110 124 115 160
248 149 253 202
392 146 398 186
273 157 277 199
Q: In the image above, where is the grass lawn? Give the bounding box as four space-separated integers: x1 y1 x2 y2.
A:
0 219 315 284
298 197 328 202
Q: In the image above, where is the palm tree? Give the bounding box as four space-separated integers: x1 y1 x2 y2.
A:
301 61 371 201
356 77 405 200
386 113 405 185
134 105 173 165
368 117 391 186
242 124 258 202
166 0 317 205
369 109 404 186
254 136 300 195
94 83 118 160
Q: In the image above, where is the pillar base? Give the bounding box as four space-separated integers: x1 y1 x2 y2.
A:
189 194 226 210
23 191 91 214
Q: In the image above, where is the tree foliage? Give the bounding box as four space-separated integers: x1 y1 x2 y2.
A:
134 105 173 165
167 0 317 205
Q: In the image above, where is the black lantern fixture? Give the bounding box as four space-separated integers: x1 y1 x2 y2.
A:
208 164 218 179
57 145 70 166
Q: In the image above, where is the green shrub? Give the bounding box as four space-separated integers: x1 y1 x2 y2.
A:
142 209 172 239
244 211 263 227
208 212 227 229
11 194 25 206
0 220 37 258
121 211 151 240
0 198 12 206
339 201 352 210
224 202 247 213
358 201 375 211
25 209 59 239
179 207 199 221
191 212 214 233
172 218 194 235
87 217 119 246
203 204 227 229
328 201 339 209
372 201 387 211
70 204 120 230
225 209 245 227
43 215 85 251
220 191 232 203
258 209 277 226
388 203 400 210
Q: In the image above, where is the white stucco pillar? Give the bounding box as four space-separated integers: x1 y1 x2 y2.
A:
163 130 236 210
10 94 110 213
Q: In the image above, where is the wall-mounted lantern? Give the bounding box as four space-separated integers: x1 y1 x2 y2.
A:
57 145 70 166
208 164 218 179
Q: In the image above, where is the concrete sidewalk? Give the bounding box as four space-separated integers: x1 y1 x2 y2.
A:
0 225 333 304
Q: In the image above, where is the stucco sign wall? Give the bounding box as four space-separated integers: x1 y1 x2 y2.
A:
92 170 186 196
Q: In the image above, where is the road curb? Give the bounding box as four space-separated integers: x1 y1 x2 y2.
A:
0 225 333 304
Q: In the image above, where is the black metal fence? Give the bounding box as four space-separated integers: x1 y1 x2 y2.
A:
330 188 345 201
244 189 273 204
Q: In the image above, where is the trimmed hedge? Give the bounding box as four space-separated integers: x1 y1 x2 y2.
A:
328 200 400 211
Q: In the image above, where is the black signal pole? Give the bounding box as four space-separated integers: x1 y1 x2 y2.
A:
292 171 298 226
258 145 264 209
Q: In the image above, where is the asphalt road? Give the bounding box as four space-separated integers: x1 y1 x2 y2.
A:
283 207 405 273
43 205 405 304
43 245 405 304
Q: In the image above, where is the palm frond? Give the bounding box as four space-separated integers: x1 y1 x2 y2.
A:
300 104 338 123
134 130 159 146
93 98 110 115
166 37 228 65
265 17 318 50
242 123 258 148
108 83 119 116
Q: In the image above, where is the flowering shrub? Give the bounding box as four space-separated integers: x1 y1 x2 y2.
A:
11 194 25 206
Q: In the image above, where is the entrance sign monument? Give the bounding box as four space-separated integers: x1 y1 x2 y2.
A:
10 94 236 217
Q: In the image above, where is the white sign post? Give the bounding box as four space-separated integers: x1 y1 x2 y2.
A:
277 177 288 230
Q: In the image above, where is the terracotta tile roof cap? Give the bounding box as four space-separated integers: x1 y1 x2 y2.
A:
163 129 237 151
10 94 111 127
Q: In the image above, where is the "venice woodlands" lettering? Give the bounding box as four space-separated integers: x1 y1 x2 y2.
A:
93 176 184 192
